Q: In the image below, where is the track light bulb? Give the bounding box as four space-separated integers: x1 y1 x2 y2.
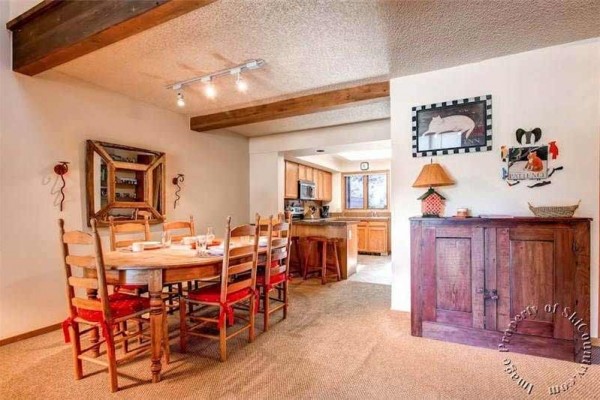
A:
176 92 185 107
204 81 216 99
236 73 248 92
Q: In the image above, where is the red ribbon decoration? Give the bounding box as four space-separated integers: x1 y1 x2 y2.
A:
217 303 235 329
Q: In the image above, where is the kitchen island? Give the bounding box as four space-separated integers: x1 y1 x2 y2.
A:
291 219 359 279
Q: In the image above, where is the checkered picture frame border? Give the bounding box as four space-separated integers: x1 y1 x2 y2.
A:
411 95 492 158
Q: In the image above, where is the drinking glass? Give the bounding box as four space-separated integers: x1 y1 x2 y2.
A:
206 227 215 245
161 231 171 248
196 235 207 256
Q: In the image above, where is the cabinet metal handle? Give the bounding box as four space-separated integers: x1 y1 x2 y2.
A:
476 288 499 301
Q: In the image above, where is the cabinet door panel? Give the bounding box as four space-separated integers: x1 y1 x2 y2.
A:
357 224 367 252
436 238 472 313
284 161 299 199
367 226 387 253
496 227 576 340
298 164 307 180
422 227 484 329
510 240 554 324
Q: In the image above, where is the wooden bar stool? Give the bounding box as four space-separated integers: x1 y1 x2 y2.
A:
289 236 304 277
303 236 341 284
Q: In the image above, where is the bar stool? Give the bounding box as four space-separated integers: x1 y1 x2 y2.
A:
303 236 342 284
289 236 304 277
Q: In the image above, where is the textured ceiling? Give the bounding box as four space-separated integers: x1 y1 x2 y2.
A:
50 0 600 136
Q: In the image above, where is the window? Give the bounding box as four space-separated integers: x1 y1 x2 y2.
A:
344 172 388 210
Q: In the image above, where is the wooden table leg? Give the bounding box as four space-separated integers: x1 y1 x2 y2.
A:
148 270 164 383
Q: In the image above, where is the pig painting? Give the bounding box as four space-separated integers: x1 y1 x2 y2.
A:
422 115 476 138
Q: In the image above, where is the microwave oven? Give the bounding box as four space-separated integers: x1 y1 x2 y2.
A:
298 180 316 200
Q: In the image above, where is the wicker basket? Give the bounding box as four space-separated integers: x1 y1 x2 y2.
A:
528 201 580 218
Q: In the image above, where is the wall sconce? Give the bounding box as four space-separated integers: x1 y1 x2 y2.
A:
172 174 184 209
53 161 69 212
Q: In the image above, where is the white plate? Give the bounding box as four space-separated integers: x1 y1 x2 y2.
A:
207 248 224 256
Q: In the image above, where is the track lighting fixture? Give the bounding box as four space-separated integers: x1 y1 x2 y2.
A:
176 92 185 107
202 77 217 99
235 72 248 92
166 59 264 101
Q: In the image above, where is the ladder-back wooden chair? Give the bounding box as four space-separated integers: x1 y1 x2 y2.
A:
59 218 169 393
179 216 259 362
108 215 151 295
256 213 292 331
163 216 199 294
163 216 195 243
108 215 151 251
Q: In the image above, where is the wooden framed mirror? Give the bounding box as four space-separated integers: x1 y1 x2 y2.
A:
86 140 166 226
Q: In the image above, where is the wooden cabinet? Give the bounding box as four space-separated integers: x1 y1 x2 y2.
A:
284 161 299 199
299 164 313 181
284 161 332 202
410 217 591 361
357 220 388 254
366 222 388 254
315 169 324 200
322 171 332 202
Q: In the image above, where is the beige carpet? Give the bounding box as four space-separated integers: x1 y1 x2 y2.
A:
1 280 599 399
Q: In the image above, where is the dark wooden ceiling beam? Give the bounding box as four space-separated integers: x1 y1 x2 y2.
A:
6 0 215 76
190 81 390 132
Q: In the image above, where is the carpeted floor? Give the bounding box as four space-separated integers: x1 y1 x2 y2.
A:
1 280 599 399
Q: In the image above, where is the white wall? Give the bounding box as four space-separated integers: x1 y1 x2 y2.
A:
390 39 600 337
0 2 249 339
249 119 391 219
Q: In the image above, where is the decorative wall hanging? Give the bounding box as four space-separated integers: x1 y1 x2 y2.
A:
500 128 563 188
507 145 549 180
53 161 69 212
516 128 542 144
172 174 184 209
412 95 492 157
86 140 166 226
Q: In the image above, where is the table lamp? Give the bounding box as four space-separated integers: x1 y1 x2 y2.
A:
412 160 455 217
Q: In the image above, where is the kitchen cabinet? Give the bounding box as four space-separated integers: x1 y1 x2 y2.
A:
410 217 591 361
315 169 324 200
284 161 299 199
357 220 388 254
284 161 333 203
322 171 332 202
299 164 313 181
357 222 368 252
366 222 388 253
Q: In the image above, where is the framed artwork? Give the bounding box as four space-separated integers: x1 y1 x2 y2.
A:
412 95 492 157
507 145 548 180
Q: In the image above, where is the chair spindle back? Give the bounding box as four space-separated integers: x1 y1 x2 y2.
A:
219 216 260 303
108 215 151 251
59 218 112 321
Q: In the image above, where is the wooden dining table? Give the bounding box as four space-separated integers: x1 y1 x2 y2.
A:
101 242 266 383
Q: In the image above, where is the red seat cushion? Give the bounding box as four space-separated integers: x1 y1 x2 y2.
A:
256 272 286 287
115 284 147 292
77 293 150 322
188 285 252 303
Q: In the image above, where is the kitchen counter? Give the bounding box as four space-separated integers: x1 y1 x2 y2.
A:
292 218 360 226
290 220 358 279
